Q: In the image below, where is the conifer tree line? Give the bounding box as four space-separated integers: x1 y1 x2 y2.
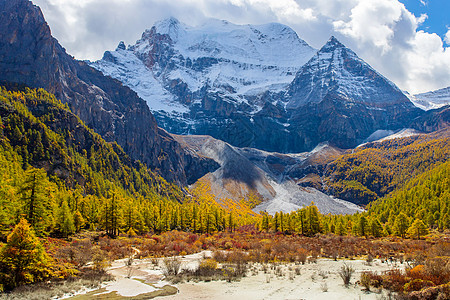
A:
0 86 448 241
324 133 449 205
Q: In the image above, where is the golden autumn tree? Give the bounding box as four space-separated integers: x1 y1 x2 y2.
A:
0 219 53 290
407 219 429 240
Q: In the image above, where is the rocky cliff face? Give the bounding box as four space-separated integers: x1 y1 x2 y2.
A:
0 0 217 184
284 37 423 149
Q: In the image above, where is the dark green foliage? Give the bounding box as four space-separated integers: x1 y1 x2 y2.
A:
56 200 75 237
368 161 449 232
19 168 55 235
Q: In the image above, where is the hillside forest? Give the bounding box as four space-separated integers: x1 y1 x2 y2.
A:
0 86 448 298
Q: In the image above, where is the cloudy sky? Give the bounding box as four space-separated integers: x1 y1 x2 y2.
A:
33 0 450 94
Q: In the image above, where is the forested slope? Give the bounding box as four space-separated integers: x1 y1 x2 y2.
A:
367 160 449 230
0 86 256 238
323 133 449 205
0 86 184 236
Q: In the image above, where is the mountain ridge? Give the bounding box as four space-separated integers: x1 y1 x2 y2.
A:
0 0 218 185
408 86 450 110
286 36 411 109
91 18 439 153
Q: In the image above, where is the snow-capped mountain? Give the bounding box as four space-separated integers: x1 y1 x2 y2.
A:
407 86 450 110
284 36 420 150
91 18 428 153
287 37 410 109
91 17 315 115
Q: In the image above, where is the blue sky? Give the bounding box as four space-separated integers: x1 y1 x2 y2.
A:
34 0 450 94
399 0 449 41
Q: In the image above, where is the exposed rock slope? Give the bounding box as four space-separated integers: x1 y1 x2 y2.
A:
173 134 363 215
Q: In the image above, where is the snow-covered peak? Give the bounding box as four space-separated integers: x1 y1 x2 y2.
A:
137 17 315 67
314 36 380 79
321 36 345 50
286 36 410 109
91 17 318 127
152 17 185 42
116 41 126 51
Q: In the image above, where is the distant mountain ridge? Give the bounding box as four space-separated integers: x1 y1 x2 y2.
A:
284 36 421 150
408 86 450 110
92 18 439 153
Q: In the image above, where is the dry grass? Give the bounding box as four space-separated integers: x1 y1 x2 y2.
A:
0 269 112 300
338 263 354 287
3 230 448 298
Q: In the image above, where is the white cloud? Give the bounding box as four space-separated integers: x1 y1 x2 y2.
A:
333 0 405 52
417 13 428 25
445 28 450 44
32 0 450 94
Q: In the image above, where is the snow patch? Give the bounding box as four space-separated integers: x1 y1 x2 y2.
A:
360 128 420 146
90 49 188 114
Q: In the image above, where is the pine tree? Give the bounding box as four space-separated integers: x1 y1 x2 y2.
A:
393 213 409 238
306 204 320 235
19 168 54 235
336 220 346 236
407 219 429 239
0 219 52 290
73 210 85 232
358 216 368 237
298 209 306 235
56 199 75 237
370 218 383 238
261 212 269 231
273 212 279 232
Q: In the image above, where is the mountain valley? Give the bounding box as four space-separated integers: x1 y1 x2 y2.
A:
0 1 449 298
